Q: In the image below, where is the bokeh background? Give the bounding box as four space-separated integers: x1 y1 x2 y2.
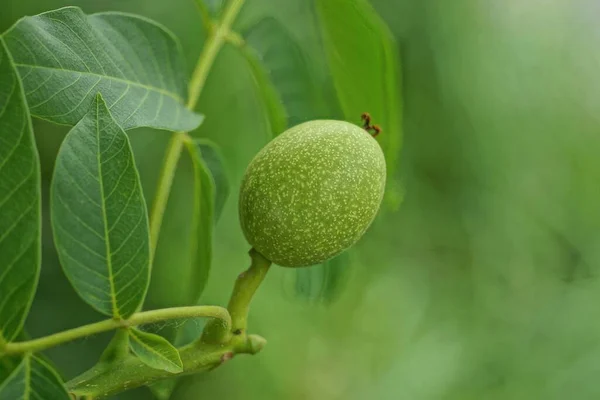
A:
3 0 600 399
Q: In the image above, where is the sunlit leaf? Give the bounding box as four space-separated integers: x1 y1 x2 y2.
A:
195 139 230 222
316 0 403 208
51 93 150 319
0 356 70 400
2 6 203 131
243 17 323 127
0 39 40 343
129 328 183 374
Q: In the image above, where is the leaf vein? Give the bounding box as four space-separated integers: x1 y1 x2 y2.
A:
100 135 126 165
54 190 104 239
0 70 17 120
56 162 102 208
131 332 179 369
41 77 103 119
120 88 150 126
0 239 35 297
13 64 184 103
28 73 84 110
95 99 119 318
58 248 110 284
47 16 102 73
104 154 131 202
54 219 107 260
0 201 35 247
24 70 54 96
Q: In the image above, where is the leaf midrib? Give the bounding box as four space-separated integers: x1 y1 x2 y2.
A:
95 100 119 319
13 63 185 103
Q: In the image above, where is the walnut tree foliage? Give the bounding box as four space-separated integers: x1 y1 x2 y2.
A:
0 1 401 398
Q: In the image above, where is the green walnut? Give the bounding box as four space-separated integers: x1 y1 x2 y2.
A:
239 119 386 267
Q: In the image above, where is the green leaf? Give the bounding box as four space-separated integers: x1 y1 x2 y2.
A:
315 0 403 208
243 17 324 128
194 0 224 29
235 42 287 137
173 318 206 347
0 356 70 400
1 332 58 385
0 355 21 385
0 39 40 343
319 251 353 304
283 251 353 305
148 378 178 400
143 139 226 310
2 6 203 132
51 93 150 319
129 328 183 374
183 140 216 302
204 0 224 16
98 329 130 364
195 139 230 222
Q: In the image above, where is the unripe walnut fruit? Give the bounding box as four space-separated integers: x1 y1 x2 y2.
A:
239 120 386 267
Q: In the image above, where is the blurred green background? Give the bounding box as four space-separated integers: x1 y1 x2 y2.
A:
3 0 600 399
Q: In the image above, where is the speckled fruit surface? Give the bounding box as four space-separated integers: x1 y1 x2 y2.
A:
239 120 386 267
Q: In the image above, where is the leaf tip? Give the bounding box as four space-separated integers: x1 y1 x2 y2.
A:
94 92 109 111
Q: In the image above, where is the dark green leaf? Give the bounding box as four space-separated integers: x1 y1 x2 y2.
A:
0 331 58 385
243 17 324 127
0 39 40 343
2 6 203 131
129 328 183 374
316 0 403 208
195 139 230 222
51 93 150 319
183 140 216 303
0 356 70 400
0 355 21 385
